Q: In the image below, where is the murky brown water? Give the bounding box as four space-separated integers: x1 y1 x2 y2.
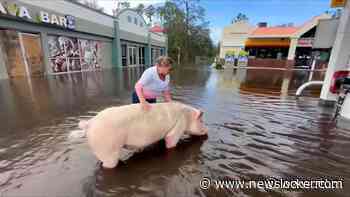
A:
0 66 349 197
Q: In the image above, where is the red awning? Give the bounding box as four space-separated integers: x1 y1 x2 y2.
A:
150 25 166 33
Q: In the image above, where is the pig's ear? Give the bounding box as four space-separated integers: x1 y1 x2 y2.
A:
193 109 203 120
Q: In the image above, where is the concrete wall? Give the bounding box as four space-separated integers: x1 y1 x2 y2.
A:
220 21 254 58
150 32 166 47
100 42 113 68
247 58 292 69
119 30 148 44
118 9 166 48
118 9 148 38
320 1 350 102
314 18 339 49
0 35 9 79
150 36 166 47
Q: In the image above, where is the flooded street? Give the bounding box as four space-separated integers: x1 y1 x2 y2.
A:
0 66 349 197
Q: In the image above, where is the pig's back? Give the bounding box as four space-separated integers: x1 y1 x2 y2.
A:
98 103 183 147
93 102 182 129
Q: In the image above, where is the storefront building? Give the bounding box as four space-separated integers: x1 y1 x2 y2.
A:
219 20 254 59
220 14 334 69
0 0 167 79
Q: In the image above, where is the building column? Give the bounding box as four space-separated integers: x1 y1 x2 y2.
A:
165 35 168 56
288 37 298 58
286 38 298 69
0 35 9 79
145 31 152 67
40 32 51 75
320 1 350 103
112 20 122 67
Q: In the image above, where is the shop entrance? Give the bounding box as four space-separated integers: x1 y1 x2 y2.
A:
0 30 44 77
20 33 45 76
295 47 313 68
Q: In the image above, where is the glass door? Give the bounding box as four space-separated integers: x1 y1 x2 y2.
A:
139 47 145 65
128 46 137 66
121 44 127 66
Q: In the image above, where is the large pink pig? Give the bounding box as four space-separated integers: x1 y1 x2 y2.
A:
78 102 208 168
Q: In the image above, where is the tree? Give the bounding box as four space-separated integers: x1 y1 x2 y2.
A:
119 1 130 9
226 50 235 57
113 1 130 16
232 13 249 23
136 4 145 15
145 5 156 24
157 0 214 65
82 0 104 12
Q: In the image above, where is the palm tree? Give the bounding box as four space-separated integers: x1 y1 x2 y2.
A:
232 13 249 23
144 5 156 24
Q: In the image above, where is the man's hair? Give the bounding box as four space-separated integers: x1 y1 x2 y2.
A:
156 56 174 66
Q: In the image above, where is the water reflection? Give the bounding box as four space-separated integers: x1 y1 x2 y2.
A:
0 66 349 197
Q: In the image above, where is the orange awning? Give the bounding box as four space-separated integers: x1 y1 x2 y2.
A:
245 38 290 48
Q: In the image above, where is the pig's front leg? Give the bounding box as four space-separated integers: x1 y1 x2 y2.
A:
101 150 121 169
165 115 187 149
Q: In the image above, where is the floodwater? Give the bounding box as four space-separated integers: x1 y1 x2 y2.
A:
0 66 349 197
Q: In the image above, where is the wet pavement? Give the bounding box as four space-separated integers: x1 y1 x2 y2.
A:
0 66 349 197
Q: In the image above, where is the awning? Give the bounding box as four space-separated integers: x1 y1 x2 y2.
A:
245 38 290 48
150 25 166 33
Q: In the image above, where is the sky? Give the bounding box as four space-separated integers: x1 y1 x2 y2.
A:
96 0 337 44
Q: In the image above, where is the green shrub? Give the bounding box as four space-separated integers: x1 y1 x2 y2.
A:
215 58 225 69
225 50 236 57
215 63 223 69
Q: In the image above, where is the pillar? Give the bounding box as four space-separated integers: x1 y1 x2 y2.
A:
288 38 298 60
287 37 298 68
145 31 152 67
112 20 122 67
0 35 9 79
40 32 51 75
165 35 168 56
320 1 350 103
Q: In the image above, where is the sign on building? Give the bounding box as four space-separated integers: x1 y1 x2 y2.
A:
331 0 347 8
297 38 314 47
0 1 75 30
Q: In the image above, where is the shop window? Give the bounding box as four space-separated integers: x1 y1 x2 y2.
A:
48 35 101 73
127 16 132 23
134 18 138 25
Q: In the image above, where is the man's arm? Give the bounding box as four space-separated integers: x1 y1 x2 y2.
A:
135 82 147 103
135 69 152 104
163 89 172 102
